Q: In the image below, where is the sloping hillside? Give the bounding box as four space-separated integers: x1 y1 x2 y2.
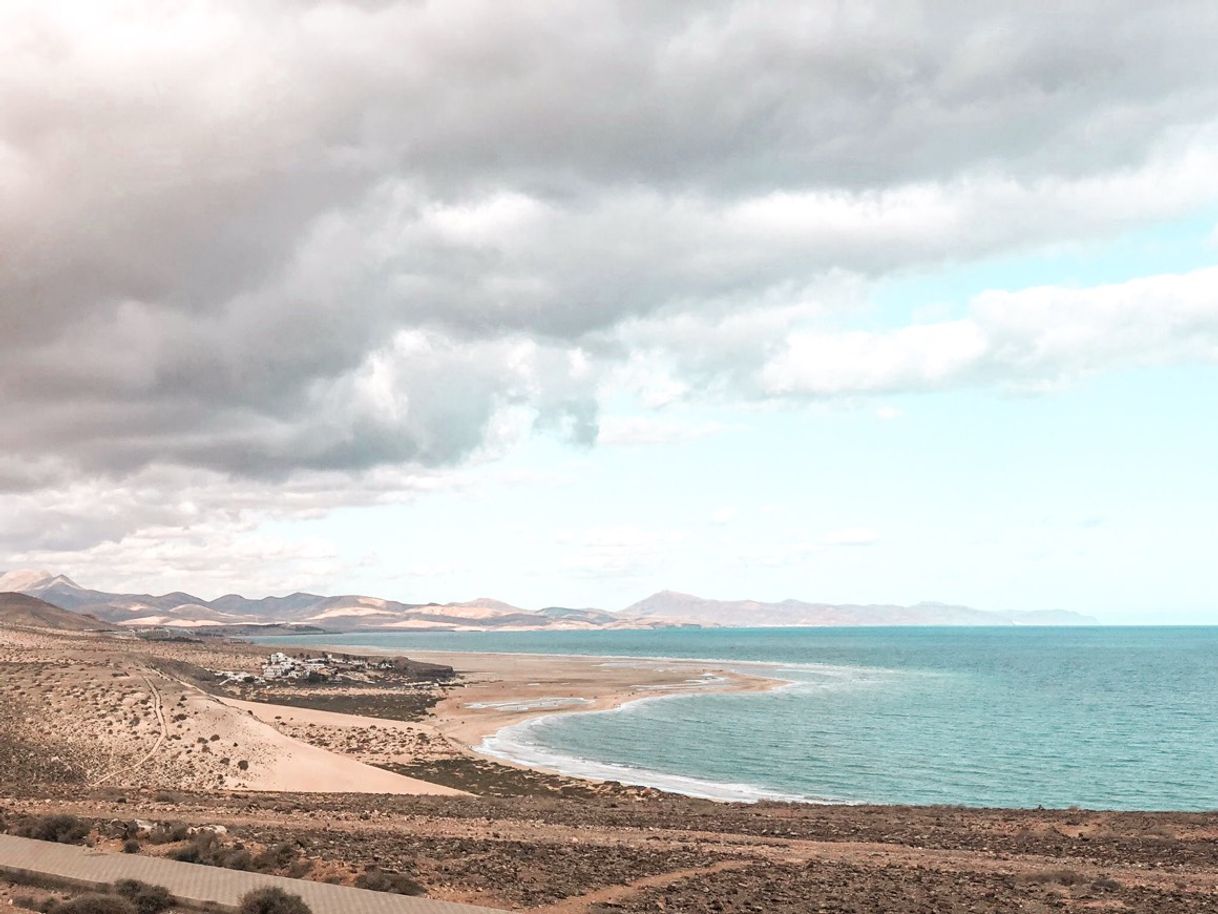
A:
0 592 109 630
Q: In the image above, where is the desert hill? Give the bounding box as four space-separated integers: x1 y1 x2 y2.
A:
0 591 109 631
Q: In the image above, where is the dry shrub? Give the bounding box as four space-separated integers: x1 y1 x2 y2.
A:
14 814 90 845
237 888 312 914
111 880 173 914
354 868 424 896
51 895 135 914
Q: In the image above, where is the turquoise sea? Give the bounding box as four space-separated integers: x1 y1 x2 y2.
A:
253 627 1218 811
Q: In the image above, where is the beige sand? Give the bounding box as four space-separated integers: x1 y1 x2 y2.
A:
412 651 783 751
210 694 466 795
2 623 779 796
0 625 463 795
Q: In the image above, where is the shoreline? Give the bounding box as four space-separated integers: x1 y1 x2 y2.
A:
217 641 795 800
243 638 858 800
412 649 787 751
247 635 896 676
473 686 816 803
412 648 796 798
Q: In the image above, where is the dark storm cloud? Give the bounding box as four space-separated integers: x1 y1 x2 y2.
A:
3 0 1218 489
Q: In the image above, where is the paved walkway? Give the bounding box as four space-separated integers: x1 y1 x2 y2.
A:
0 834 505 914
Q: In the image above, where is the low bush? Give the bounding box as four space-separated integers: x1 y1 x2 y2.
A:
14 815 90 845
50 895 136 914
237 887 312 914
171 832 253 870
354 869 424 896
145 822 190 844
121 839 141 854
168 832 313 875
111 880 173 914
252 842 300 871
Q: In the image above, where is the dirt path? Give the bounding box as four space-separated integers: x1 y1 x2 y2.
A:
90 672 168 787
527 861 752 914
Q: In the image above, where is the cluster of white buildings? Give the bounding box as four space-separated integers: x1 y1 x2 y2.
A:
213 651 395 686
259 651 382 681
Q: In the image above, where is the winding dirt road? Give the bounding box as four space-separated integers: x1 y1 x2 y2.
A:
90 671 167 787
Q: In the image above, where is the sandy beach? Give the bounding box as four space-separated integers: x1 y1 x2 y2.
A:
210 648 784 792
413 650 783 751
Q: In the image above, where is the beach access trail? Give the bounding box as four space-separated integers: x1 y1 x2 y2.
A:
92 675 168 787
0 834 505 914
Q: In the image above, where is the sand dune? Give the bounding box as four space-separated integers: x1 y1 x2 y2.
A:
215 695 464 794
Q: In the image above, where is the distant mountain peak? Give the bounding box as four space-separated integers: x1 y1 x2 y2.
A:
0 569 81 592
447 597 527 613
625 591 697 608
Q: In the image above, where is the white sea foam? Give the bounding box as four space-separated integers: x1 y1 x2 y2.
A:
636 673 728 690
466 697 594 712
471 659 909 802
477 704 828 803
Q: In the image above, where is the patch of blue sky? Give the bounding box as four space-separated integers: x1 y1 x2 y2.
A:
864 210 1218 328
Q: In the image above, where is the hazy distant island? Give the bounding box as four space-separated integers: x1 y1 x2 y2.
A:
0 570 1096 632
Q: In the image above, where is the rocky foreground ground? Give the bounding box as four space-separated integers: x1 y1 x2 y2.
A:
4 788 1218 913
3 624 1217 913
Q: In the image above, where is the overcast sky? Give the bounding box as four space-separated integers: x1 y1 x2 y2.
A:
2 1 1217 622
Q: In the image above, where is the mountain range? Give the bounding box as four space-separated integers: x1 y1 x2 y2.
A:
0 570 675 632
0 570 1097 632
624 590 1096 627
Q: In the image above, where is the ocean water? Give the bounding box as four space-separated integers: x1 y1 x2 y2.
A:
253 627 1218 810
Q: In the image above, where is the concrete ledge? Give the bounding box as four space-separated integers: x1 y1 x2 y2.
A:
0 834 505 914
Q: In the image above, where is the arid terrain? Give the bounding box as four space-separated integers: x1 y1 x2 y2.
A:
3 622 1217 913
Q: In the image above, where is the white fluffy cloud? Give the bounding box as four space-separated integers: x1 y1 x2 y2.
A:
762 267 1218 396
6 522 348 599
4 1 1218 581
